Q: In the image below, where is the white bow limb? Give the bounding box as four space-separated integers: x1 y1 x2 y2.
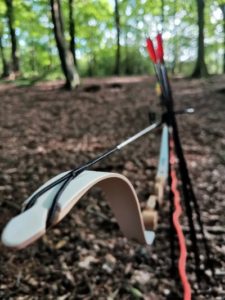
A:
1 170 155 250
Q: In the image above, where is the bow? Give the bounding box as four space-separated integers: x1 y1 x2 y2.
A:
2 122 161 249
145 33 213 299
1 33 212 300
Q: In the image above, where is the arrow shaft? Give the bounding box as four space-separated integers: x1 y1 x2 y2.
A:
25 121 161 212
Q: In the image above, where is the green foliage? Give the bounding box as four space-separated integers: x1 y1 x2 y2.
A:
0 0 224 79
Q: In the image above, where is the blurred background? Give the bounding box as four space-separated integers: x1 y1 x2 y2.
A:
0 0 224 86
0 1 225 299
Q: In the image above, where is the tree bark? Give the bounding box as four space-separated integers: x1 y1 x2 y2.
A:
124 29 129 75
171 0 177 74
0 35 10 77
68 0 77 66
88 52 96 77
191 0 208 78
114 0 120 75
161 0 165 29
220 4 225 73
5 0 19 73
50 0 79 89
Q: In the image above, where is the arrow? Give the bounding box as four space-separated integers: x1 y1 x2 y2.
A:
2 121 160 249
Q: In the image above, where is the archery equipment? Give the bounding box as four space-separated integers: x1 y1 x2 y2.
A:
2 122 160 249
145 32 192 300
142 124 169 230
145 33 213 300
1 32 212 300
170 138 192 300
2 171 156 249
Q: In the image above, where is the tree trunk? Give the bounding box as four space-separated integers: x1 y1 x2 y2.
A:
68 0 77 66
114 0 120 75
161 0 165 30
50 0 79 89
88 52 96 77
5 0 19 73
220 4 225 73
30 40 36 73
125 29 129 75
0 35 10 77
191 0 208 78
171 0 177 74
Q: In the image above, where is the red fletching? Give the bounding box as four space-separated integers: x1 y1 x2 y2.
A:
156 33 164 63
146 38 157 63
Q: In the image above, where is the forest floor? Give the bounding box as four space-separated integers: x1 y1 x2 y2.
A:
0 75 224 300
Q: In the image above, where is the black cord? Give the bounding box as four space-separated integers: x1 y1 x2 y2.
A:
24 146 118 213
46 173 76 228
158 64 213 281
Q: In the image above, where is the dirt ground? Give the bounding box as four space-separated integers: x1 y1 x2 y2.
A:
0 75 224 299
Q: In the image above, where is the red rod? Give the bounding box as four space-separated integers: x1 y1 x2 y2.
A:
170 138 192 300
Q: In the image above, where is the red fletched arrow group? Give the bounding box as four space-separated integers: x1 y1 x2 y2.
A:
146 33 164 64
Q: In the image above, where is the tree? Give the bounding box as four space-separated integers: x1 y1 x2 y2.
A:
68 0 77 66
161 0 165 30
171 0 178 74
192 0 208 77
50 0 79 89
0 0 222 79
114 0 120 75
219 3 225 73
0 34 9 77
5 0 19 73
